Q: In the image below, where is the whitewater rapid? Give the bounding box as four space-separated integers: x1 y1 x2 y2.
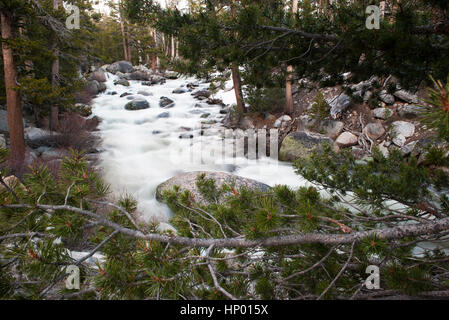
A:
91 73 308 225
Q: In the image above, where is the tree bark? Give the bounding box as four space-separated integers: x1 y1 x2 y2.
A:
150 28 157 73
285 0 298 115
119 2 128 61
126 20 132 63
50 0 60 132
231 66 245 113
171 35 175 60
1 11 25 164
231 1 245 113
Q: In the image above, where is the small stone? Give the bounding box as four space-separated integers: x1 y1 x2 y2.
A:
114 79 130 87
137 90 153 96
401 141 417 156
321 120 344 140
392 135 406 147
173 87 188 94
157 112 170 119
159 97 175 108
378 142 390 158
125 98 150 111
363 91 373 102
273 115 292 128
336 132 358 147
373 108 393 120
391 121 415 138
363 123 386 140
394 89 419 104
397 105 425 119
330 94 352 119
379 90 395 105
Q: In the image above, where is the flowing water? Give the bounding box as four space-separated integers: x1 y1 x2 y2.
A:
92 72 308 226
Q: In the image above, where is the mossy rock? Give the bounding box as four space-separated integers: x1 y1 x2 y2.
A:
279 131 333 162
156 171 271 206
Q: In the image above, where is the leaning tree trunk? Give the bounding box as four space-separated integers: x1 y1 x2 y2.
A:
1 11 25 164
231 67 245 113
50 0 61 132
285 0 298 115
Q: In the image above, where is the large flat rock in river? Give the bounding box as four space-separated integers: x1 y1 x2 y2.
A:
156 171 271 205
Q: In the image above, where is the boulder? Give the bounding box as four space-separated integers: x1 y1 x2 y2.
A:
164 71 179 79
156 171 271 205
120 92 131 98
159 97 175 108
379 90 395 105
192 89 212 99
336 132 358 147
329 94 352 119
321 120 344 140
24 127 53 140
363 90 373 102
173 87 189 94
125 99 150 111
89 69 107 82
279 131 333 161
394 89 419 104
273 115 292 128
206 98 225 106
240 116 255 130
137 90 152 97
377 141 390 158
363 123 386 140
397 104 425 119
298 115 317 130
157 112 170 119
401 141 418 156
187 81 200 89
114 79 130 87
106 61 134 74
129 70 151 81
392 135 407 147
373 108 393 120
391 121 415 138
150 75 166 85
85 80 100 96
97 82 107 93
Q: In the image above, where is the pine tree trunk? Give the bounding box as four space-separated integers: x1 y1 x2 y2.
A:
50 0 61 132
152 55 157 73
119 3 128 61
231 66 245 113
285 0 298 115
1 11 25 164
151 29 157 73
127 21 132 63
230 1 245 113
171 35 175 60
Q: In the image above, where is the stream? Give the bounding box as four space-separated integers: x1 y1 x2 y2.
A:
91 72 308 227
